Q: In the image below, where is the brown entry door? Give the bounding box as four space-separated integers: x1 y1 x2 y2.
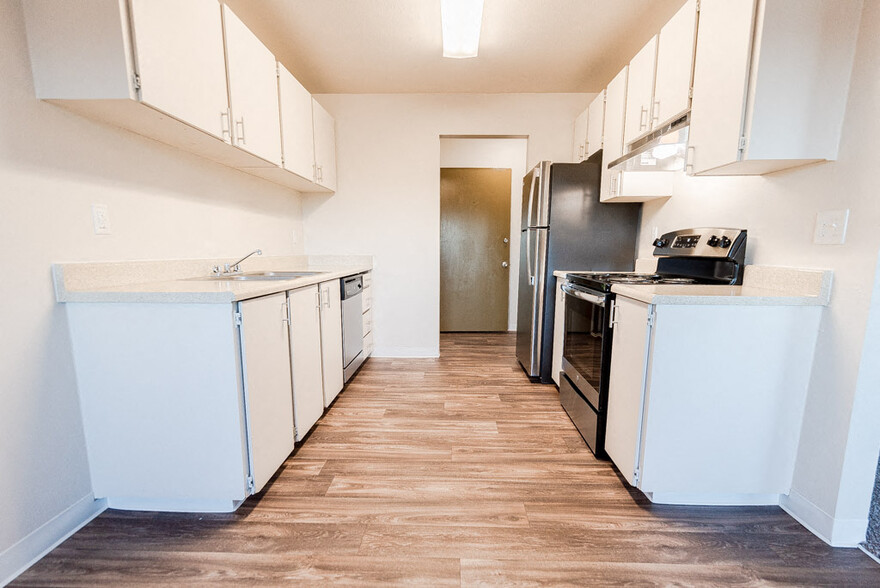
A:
440 168 511 332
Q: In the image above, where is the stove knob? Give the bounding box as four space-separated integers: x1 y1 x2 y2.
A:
653 238 668 248
707 235 720 247
720 236 732 248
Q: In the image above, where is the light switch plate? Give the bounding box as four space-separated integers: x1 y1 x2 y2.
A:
814 209 849 245
91 204 111 235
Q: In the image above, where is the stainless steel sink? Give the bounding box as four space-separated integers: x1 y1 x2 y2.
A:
194 271 324 281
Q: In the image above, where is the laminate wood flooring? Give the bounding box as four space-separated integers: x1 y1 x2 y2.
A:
13 333 880 586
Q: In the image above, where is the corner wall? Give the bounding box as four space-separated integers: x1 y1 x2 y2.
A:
303 93 591 357
0 1 304 581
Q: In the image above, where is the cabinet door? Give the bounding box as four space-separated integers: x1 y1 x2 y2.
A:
605 297 653 486
586 91 605 158
653 0 698 128
278 63 316 181
238 293 295 493
312 98 337 191
551 279 565 386
288 286 324 441
130 0 229 140
623 36 658 145
687 0 756 175
223 5 282 165
572 108 588 162
319 280 344 407
599 67 627 202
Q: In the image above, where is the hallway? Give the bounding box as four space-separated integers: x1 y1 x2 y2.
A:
14 333 880 586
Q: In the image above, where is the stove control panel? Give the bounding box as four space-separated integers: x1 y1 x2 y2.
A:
652 228 746 258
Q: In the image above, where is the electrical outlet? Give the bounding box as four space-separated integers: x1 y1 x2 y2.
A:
814 209 849 245
91 204 111 235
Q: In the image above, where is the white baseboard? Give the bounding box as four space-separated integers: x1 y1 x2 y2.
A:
646 492 781 506
0 493 107 586
780 490 867 547
373 346 439 358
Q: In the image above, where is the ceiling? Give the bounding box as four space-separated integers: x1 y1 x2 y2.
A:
223 0 687 95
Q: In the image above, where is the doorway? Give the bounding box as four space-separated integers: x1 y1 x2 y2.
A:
440 167 511 332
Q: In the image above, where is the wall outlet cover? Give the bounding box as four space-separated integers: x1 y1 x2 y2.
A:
91 204 111 235
814 209 849 245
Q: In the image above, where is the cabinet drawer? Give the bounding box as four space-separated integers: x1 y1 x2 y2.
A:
362 271 372 289
363 330 374 357
362 283 372 312
362 308 373 335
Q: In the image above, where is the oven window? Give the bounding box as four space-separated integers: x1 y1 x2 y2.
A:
563 292 605 393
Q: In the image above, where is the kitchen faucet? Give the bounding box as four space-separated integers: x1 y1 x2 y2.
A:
213 249 262 275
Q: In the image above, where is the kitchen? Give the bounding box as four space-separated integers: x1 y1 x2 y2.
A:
2 0 880 585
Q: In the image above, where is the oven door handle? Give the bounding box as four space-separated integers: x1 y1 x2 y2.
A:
562 284 606 307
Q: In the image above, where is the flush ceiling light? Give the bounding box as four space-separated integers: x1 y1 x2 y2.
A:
441 0 484 58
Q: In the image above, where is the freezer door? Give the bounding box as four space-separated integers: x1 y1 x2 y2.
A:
515 227 549 376
521 162 551 229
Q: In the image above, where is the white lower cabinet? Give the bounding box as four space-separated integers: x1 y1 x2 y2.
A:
318 280 345 408
66 294 296 512
551 278 565 387
605 295 822 505
287 286 324 442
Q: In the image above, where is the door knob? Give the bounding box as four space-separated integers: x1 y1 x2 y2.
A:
502 261 509 268
503 237 509 244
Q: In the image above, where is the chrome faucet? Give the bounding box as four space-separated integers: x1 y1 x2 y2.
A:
213 249 262 275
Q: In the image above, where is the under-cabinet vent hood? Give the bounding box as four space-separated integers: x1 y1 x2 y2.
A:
608 113 689 173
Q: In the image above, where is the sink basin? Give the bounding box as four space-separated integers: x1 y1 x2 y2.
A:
194 271 325 281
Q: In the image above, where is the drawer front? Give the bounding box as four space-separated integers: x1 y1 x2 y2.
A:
362 283 372 312
362 271 372 289
362 308 373 335
559 374 600 455
363 330 374 357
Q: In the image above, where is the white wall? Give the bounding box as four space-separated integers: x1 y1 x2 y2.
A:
303 93 590 356
636 1 880 546
0 0 304 579
439 137 529 331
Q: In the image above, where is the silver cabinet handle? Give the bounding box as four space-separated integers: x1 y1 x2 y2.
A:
562 283 606 306
652 99 660 124
608 299 619 328
281 299 290 324
317 165 323 182
639 106 648 131
502 261 509 268
236 117 246 145
686 145 695 174
323 287 331 308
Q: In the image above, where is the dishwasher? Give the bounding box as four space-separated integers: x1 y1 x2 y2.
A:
341 274 365 382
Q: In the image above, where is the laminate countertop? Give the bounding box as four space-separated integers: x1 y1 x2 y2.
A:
553 265 832 306
53 256 372 304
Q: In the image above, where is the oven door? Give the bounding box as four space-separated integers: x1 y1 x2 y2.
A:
561 283 607 412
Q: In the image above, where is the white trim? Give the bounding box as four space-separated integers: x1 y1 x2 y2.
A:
780 490 867 547
858 544 880 566
105 496 241 513
0 494 107 586
373 346 439 358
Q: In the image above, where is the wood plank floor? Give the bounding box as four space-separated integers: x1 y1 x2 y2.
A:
13 333 880 586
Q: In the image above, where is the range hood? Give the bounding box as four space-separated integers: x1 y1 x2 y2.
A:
608 113 689 173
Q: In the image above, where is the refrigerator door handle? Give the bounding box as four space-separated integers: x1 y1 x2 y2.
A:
526 168 539 228
526 230 534 285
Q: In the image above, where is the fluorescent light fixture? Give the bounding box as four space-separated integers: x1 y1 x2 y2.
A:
441 0 484 58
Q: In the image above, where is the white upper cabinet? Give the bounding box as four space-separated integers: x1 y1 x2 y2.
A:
585 91 605 159
572 108 589 162
652 0 698 129
278 63 316 181
599 67 627 202
688 0 862 176
222 5 282 166
129 0 229 141
623 36 658 146
312 98 338 192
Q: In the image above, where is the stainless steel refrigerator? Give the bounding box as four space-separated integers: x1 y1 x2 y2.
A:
515 151 642 383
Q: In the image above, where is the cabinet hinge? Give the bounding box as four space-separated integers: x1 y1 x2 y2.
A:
294 425 299 438
695 0 701 13
633 467 640 485
234 311 243 326
132 73 141 91
646 313 655 328
738 135 747 151
688 86 694 99
246 475 255 493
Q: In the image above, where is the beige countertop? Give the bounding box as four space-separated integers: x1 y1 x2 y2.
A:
552 265 832 306
53 255 372 304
